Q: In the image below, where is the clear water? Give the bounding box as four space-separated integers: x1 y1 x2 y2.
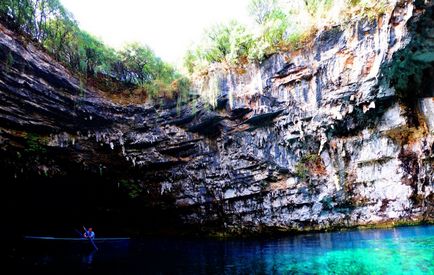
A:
8 225 434 274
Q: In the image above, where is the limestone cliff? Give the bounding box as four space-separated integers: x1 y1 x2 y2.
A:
0 0 433 234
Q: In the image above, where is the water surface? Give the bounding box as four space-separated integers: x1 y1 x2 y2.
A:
8 225 434 274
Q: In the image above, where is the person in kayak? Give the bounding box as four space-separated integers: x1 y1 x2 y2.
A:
83 227 95 239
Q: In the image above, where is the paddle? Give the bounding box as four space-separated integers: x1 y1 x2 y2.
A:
83 226 98 251
75 229 83 237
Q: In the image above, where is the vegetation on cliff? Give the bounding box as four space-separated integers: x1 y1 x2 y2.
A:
0 0 189 101
184 0 392 74
0 0 393 103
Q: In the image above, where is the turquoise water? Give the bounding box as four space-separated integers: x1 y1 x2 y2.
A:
271 234 434 274
9 225 434 274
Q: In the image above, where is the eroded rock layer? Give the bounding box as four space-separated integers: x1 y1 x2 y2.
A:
0 0 433 234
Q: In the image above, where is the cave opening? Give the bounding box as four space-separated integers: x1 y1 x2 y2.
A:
1 171 181 239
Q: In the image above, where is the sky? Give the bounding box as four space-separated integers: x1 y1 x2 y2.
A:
60 0 252 66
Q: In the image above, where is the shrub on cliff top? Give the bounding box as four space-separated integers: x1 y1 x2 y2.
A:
184 0 394 75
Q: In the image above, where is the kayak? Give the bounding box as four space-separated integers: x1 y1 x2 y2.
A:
24 236 130 242
23 236 130 253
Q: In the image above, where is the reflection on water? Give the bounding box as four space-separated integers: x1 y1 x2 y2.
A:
8 225 434 274
82 249 96 265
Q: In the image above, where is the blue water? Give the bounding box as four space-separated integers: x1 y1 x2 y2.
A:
8 225 434 274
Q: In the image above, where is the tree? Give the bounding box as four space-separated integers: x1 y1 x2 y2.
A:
0 0 71 41
183 49 196 74
198 21 254 64
75 30 110 75
43 18 81 68
303 0 334 17
33 0 70 41
203 23 232 63
119 42 157 84
0 0 34 32
261 9 290 46
248 0 279 25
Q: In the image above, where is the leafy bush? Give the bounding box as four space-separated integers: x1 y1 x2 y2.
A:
248 0 280 25
295 153 326 180
197 21 255 65
25 133 47 154
303 0 334 16
184 20 258 73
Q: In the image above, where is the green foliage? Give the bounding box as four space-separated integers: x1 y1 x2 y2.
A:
183 1 303 72
185 0 392 75
116 42 186 100
227 23 256 63
294 153 323 181
25 133 47 154
251 9 293 60
295 162 310 181
303 0 334 16
119 179 142 199
77 31 110 75
183 21 250 72
119 42 157 85
1 0 189 101
0 0 71 41
43 19 117 77
346 0 362 6
173 77 191 103
261 9 289 44
183 49 196 74
203 23 231 63
248 0 280 25
184 20 256 71
348 0 390 20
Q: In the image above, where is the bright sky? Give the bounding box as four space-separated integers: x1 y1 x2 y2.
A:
60 0 252 66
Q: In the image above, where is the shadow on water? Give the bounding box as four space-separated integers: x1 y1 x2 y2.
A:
6 225 434 275
7 239 130 275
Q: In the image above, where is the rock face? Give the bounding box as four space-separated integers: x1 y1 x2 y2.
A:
0 0 433 234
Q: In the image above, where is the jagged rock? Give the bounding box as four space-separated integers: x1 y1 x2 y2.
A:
244 109 284 126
